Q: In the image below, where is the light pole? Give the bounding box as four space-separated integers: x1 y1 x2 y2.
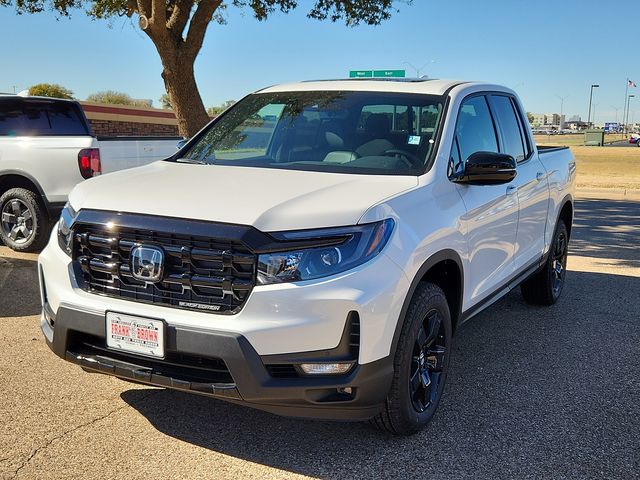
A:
402 60 435 78
556 94 569 130
587 84 599 128
625 95 635 133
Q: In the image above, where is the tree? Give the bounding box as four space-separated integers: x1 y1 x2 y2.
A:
526 111 534 124
6 1 404 137
28 83 74 99
87 90 152 107
207 99 235 117
159 93 172 109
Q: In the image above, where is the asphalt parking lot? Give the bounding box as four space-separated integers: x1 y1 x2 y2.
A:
1 194 639 480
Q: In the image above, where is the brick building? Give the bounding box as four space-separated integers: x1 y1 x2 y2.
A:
80 102 180 137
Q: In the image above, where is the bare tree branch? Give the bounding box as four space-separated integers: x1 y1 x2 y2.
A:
184 0 222 58
136 0 151 18
150 0 167 30
167 0 192 36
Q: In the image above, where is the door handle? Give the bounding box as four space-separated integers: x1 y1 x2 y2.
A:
536 171 545 181
506 185 517 195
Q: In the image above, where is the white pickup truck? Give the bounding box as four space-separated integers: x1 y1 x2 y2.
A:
0 95 179 251
39 79 576 435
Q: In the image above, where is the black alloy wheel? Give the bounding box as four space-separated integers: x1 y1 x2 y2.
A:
409 309 447 413
520 220 570 306
551 227 568 298
373 282 452 435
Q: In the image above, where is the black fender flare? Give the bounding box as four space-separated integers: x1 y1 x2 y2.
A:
388 249 464 360
557 193 574 231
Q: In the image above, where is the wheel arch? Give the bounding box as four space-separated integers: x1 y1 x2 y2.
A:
389 249 464 359
0 171 47 202
0 171 53 216
557 194 573 239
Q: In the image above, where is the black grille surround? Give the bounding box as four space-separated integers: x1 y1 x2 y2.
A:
72 210 261 315
70 209 357 315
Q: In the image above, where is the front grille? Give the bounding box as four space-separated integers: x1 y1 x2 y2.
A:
73 220 256 314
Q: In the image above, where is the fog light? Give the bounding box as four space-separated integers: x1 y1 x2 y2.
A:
299 362 354 375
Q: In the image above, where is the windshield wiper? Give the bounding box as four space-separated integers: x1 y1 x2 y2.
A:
175 157 210 165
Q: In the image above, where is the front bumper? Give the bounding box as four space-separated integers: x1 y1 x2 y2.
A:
41 304 393 420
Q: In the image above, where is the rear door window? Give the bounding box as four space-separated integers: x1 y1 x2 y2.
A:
0 100 88 136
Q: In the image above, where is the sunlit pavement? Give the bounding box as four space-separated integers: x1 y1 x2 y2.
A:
1 193 638 479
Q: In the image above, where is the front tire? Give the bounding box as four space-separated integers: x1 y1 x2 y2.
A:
373 282 452 435
0 188 49 252
520 220 569 306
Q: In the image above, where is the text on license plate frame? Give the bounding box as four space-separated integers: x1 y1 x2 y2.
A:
106 311 165 358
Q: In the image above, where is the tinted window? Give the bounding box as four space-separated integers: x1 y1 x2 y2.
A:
489 95 525 162
0 100 88 136
455 96 498 162
183 91 445 175
46 103 89 135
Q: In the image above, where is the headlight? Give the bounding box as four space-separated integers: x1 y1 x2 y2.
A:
57 202 77 257
257 219 395 285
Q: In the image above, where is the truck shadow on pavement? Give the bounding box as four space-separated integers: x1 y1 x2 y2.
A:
571 197 640 268
0 255 41 317
122 268 640 479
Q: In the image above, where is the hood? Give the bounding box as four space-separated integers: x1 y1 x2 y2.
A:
69 161 417 231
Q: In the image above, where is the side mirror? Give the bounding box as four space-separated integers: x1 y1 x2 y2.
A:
176 138 189 150
453 151 517 185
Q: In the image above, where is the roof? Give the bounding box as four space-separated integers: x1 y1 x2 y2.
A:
0 94 78 104
258 79 469 96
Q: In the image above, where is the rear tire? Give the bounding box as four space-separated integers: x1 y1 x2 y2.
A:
0 188 49 252
520 220 569 306
373 282 452 435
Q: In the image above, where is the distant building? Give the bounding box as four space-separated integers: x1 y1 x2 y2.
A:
564 120 588 131
531 113 546 127
530 113 565 129
568 115 581 122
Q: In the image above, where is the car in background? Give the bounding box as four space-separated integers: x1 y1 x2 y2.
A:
0 95 101 251
629 133 639 145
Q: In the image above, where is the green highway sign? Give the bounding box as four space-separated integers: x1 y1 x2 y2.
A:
373 69 406 78
349 70 373 78
349 69 406 78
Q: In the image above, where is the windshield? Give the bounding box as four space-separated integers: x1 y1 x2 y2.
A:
180 91 445 175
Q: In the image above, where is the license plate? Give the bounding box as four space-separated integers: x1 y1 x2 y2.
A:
106 312 165 358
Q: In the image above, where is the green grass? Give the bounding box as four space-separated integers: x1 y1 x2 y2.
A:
533 133 627 147
570 146 640 190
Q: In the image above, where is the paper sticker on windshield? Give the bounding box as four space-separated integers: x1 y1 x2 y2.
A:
408 135 421 145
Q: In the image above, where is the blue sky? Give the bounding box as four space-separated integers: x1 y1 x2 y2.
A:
1 0 638 123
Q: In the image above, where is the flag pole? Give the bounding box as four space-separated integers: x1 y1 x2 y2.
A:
624 78 629 135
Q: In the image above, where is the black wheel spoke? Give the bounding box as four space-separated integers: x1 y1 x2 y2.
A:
427 345 446 371
429 372 442 403
425 311 441 344
420 369 431 388
410 368 421 391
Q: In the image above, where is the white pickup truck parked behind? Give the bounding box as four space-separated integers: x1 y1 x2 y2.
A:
39 79 576 435
0 94 179 251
